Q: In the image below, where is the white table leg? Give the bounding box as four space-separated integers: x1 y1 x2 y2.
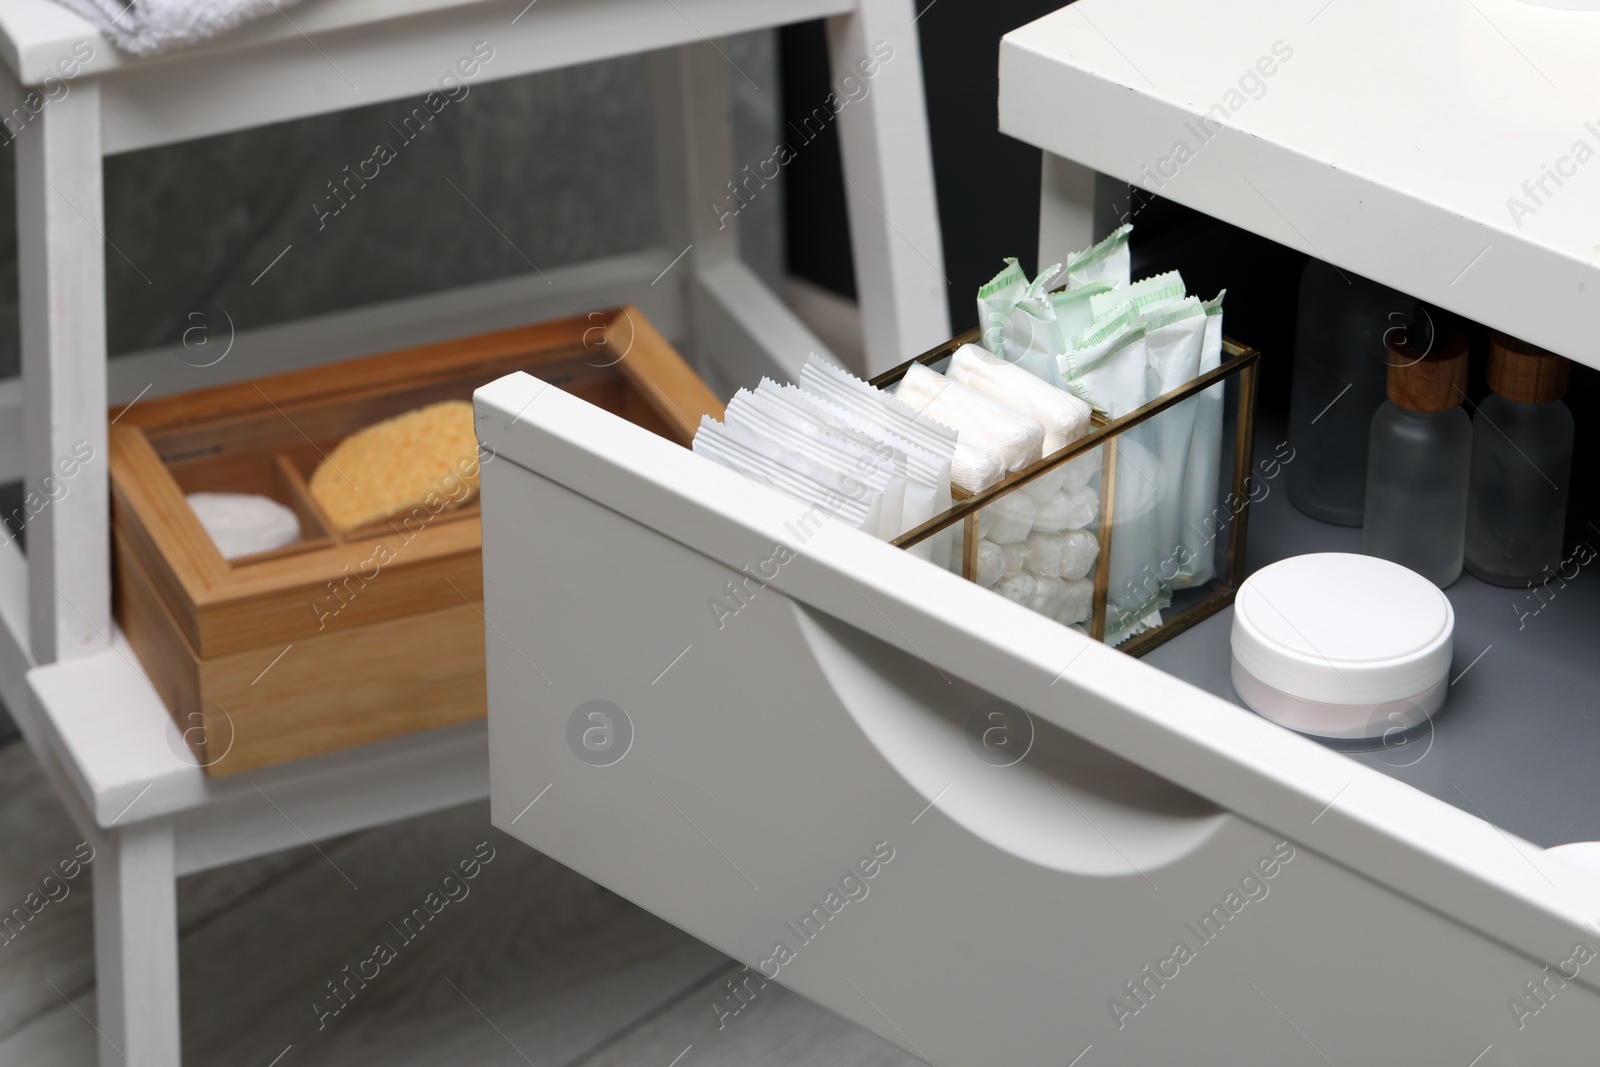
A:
1039 152 1129 269
1038 151 1097 268
94 822 181 1067
828 0 950 374
15 76 110 664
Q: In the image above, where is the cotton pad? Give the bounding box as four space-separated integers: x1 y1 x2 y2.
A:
187 493 302 561
947 344 1092 455
894 362 1045 472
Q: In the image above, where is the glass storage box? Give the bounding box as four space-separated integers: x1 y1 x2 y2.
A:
872 328 1261 656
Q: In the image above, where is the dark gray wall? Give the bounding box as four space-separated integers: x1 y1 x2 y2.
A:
0 32 782 373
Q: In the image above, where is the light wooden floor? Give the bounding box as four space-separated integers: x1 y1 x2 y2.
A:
0 739 924 1066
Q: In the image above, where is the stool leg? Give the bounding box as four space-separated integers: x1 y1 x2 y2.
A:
14 76 110 664
651 42 835 386
94 822 181 1067
828 0 951 375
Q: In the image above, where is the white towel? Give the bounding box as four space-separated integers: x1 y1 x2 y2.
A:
53 0 308 57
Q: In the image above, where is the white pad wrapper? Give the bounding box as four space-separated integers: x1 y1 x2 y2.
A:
952 440 1007 494
947 343 1092 455
894 363 1045 473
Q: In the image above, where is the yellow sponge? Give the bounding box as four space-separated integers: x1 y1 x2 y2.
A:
309 400 480 533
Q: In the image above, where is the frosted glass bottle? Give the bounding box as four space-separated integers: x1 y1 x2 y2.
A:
1362 325 1472 587
1465 333 1574 587
1286 260 1416 526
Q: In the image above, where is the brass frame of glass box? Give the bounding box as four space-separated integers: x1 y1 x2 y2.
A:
870 327 1261 657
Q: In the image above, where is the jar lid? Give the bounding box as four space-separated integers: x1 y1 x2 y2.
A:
1231 553 1454 705
1386 325 1468 414
1489 331 1569 404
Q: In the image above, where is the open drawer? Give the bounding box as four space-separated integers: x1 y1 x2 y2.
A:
474 372 1600 1064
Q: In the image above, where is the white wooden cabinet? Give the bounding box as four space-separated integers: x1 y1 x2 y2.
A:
473 1 1600 1061
1000 0 1600 372
476 374 1600 1065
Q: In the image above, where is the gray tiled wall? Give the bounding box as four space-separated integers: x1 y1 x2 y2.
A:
0 31 782 370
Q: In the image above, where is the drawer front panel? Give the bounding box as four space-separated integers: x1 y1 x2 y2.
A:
482 449 1600 1064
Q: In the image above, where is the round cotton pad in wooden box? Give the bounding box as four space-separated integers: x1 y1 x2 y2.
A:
309 399 480 532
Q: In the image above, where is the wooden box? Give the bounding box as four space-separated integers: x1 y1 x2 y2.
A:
110 308 722 776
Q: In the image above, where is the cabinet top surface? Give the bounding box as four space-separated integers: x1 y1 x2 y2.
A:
1000 0 1600 368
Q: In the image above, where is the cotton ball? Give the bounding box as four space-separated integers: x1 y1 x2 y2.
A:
1058 529 1101 580
1033 485 1099 532
977 492 1036 544
1019 464 1070 504
1053 578 1095 625
187 493 302 561
1028 576 1073 619
1024 530 1064 578
975 539 1005 588
995 572 1036 607
1059 446 1101 493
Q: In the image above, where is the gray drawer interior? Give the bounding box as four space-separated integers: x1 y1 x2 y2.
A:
1147 433 1600 848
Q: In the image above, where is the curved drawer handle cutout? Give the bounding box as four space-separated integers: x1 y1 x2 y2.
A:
795 604 1227 876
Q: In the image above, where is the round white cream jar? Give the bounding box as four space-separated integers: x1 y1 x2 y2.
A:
1230 553 1455 740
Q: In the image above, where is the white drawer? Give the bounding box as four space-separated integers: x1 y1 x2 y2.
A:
475 373 1600 1065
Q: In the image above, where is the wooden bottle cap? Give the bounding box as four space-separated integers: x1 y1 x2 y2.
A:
1387 325 1468 414
1488 331 1569 404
